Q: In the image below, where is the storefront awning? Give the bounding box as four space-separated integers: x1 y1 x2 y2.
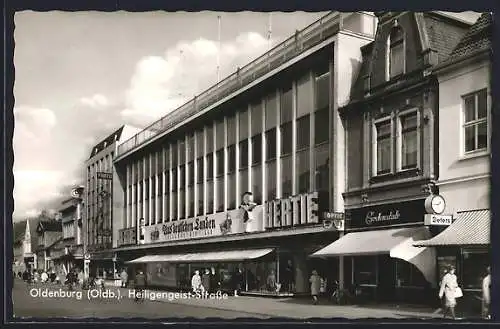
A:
126 248 274 264
414 209 490 247
310 227 436 285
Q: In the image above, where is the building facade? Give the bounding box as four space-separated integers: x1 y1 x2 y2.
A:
84 125 142 278
55 197 85 272
112 12 376 295
414 13 492 314
35 220 63 272
313 12 474 305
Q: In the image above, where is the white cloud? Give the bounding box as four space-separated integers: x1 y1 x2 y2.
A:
121 32 271 126
80 93 109 108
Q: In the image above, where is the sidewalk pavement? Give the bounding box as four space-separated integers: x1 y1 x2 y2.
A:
117 286 446 319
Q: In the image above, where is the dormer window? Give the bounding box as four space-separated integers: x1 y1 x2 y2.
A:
386 25 405 80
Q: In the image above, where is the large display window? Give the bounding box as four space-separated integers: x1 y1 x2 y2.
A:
461 249 490 290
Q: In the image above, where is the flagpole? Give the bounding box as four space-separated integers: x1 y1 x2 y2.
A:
217 15 221 83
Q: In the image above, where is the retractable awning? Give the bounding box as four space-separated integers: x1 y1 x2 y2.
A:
310 227 436 285
126 248 274 264
414 209 490 247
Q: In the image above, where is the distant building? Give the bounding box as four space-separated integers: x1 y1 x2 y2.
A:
84 125 142 278
35 218 63 271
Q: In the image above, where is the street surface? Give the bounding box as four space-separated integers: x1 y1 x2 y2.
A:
11 278 449 320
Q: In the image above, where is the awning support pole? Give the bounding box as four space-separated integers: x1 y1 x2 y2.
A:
339 231 345 290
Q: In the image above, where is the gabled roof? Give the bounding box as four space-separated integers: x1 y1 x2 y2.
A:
88 125 124 159
37 220 62 233
436 12 492 69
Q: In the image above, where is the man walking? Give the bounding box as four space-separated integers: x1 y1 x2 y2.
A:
134 270 146 302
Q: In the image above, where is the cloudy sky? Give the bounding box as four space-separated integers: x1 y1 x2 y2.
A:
12 10 481 221
13 10 331 221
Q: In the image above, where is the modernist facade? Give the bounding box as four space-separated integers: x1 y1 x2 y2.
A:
415 13 492 313
112 11 376 295
313 12 474 305
84 125 142 278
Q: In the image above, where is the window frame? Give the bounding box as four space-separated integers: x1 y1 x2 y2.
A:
396 108 420 172
372 115 394 176
461 89 490 156
386 26 406 81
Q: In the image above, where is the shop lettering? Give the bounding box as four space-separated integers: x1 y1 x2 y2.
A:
160 217 216 236
365 210 401 225
266 192 319 228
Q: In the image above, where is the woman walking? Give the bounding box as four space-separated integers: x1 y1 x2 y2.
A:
309 270 321 305
439 265 459 319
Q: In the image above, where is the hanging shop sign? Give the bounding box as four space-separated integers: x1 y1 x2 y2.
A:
347 199 426 229
424 214 453 226
265 192 320 229
142 205 264 244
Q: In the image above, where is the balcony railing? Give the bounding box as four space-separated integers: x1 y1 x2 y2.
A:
116 11 376 158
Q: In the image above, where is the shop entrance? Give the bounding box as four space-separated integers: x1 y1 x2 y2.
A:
377 255 396 302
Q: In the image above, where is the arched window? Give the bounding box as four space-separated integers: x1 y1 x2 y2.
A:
387 26 405 80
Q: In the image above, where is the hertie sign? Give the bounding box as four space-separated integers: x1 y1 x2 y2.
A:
97 172 113 180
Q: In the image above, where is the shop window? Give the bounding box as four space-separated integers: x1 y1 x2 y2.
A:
399 111 418 169
251 101 263 135
374 119 392 175
314 144 329 192
206 125 214 154
265 93 278 130
281 122 293 155
314 108 329 145
297 150 310 194
281 155 293 198
240 169 249 194
297 115 310 151
207 155 214 180
227 115 237 146
252 166 262 203
228 173 236 210
354 256 377 285
267 160 277 200
196 157 203 183
315 71 330 111
239 141 248 169
216 178 224 212
395 260 427 288
216 149 224 176
197 183 203 215
251 135 262 165
387 26 405 80
239 109 249 140
206 180 214 214
463 89 488 153
228 145 236 173
461 250 490 289
298 74 313 118
266 129 277 160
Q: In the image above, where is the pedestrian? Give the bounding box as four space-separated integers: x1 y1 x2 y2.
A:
191 270 202 293
134 270 146 302
121 269 129 288
266 270 276 292
41 270 48 283
439 265 460 319
482 266 491 319
202 269 211 293
284 260 294 293
233 268 244 296
309 270 321 305
210 267 219 293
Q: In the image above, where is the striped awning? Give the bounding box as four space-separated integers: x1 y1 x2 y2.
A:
414 209 490 247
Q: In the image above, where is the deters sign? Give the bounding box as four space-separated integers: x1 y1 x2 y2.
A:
347 199 426 229
424 214 453 226
265 192 319 229
143 205 264 244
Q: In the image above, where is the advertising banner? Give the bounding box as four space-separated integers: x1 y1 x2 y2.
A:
143 205 264 244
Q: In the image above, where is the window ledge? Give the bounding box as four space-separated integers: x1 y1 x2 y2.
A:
370 168 421 184
459 150 490 161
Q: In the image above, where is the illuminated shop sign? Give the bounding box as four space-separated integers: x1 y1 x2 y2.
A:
265 192 319 229
143 205 264 244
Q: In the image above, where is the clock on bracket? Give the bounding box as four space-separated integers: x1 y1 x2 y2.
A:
424 194 446 215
